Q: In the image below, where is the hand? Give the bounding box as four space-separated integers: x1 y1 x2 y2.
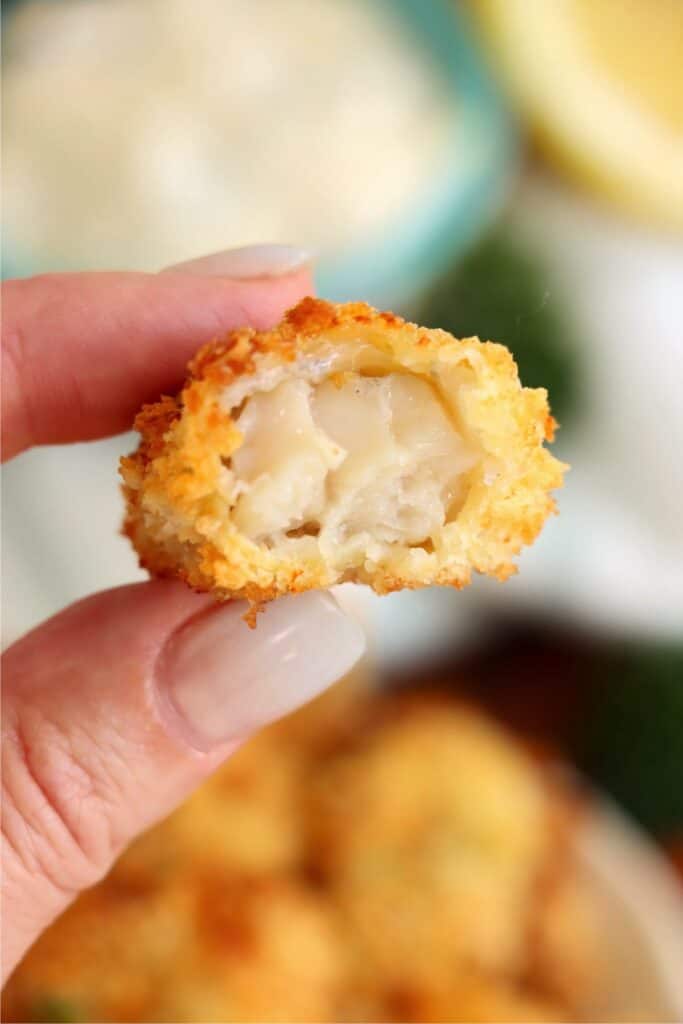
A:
1 246 365 981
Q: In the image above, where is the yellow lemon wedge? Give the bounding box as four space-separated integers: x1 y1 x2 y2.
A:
475 0 683 229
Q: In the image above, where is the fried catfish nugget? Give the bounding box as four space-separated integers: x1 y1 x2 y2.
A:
121 298 566 606
307 699 554 997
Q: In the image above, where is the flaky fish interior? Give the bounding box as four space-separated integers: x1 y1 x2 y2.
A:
121 299 566 608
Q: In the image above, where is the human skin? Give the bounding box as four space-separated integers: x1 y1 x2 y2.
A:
0 247 365 982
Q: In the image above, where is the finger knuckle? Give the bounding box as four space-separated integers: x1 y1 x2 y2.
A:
2 708 120 896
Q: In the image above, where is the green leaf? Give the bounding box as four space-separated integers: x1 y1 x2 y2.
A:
578 646 683 836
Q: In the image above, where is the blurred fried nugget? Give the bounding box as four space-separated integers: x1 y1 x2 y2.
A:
377 970 570 1024
121 299 565 609
307 698 555 1002
113 729 307 886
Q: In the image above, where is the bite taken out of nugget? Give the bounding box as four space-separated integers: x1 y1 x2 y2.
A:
121 298 566 616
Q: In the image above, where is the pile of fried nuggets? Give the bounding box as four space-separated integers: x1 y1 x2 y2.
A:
4 682 602 1023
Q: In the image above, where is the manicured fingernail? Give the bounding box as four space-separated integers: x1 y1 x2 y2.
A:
159 592 365 750
163 244 312 279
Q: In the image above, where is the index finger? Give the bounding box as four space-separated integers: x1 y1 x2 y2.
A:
1 267 312 461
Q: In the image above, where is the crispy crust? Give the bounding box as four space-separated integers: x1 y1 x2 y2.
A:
121 298 566 610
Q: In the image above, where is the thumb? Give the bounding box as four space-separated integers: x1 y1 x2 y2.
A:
1 581 364 979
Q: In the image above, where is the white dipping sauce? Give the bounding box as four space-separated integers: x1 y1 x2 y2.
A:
3 0 453 270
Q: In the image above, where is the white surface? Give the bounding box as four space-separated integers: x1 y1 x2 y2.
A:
484 174 683 637
2 435 145 648
576 801 683 1021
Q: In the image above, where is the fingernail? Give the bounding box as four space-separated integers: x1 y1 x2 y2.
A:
159 592 365 751
163 244 312 279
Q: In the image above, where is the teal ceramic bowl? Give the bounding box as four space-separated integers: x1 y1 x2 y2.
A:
318 0 519 307
3 0 518 304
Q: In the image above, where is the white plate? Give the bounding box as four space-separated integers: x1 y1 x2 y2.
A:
574 801 683 1021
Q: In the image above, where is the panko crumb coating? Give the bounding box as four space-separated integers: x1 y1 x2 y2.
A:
121 298 566 610
307 699 557 1008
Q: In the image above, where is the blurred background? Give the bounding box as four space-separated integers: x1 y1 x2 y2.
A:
2 0 682 1020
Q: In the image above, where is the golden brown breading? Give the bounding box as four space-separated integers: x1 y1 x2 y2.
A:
121 298 566 609
306 698 556 1005
112 728 307 884
2 877 344 1024
372 970 570 1024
